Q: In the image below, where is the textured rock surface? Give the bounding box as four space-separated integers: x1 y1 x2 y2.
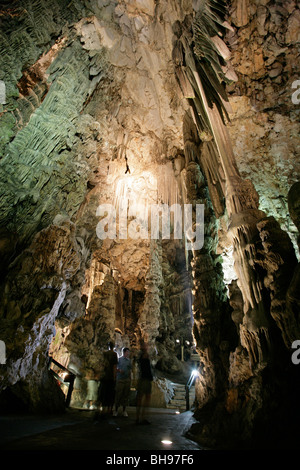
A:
226 0 300 251
0 221 82 411
0 0 299 449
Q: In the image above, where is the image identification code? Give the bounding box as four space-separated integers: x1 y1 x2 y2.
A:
106 454 194 466
150 455 193 464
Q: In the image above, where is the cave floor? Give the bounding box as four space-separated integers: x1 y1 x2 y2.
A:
0 406 204 453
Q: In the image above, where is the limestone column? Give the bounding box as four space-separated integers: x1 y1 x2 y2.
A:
182 112 229 407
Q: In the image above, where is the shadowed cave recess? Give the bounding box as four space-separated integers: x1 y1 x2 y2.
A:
0 0 299 450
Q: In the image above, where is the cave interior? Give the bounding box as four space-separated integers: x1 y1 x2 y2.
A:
0 0 300 450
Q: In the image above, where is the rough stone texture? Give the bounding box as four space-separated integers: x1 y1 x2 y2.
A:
226 0 300 252
0 221 82 412
0 0 299 449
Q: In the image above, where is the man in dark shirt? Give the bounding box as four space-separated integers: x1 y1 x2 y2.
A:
114 347 132 417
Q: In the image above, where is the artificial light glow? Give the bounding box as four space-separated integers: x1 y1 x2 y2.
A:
161 439 173 445
175 411 180 414
113 171 157 210
192 369 199 378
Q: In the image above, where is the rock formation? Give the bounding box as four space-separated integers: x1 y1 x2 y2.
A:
0 0 299 448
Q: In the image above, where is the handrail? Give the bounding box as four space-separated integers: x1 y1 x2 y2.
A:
48 357 76 407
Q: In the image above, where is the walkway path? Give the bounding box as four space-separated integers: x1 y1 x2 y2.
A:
0 406 203 452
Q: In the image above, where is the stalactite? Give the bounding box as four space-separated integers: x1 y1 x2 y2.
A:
173 3 298 370
240 326 271 367
182 110 229 408
172 4 300 448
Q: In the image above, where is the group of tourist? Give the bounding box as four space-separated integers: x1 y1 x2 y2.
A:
86 341 153 424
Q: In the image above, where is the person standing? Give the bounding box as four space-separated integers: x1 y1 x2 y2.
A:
83 368 99 410
136 342 153 424
99 341 118 415
114 347 132 417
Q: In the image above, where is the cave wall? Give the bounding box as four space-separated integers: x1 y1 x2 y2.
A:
0 0 299 448
0 0 195 412
226 0 300 252
184 0 300 448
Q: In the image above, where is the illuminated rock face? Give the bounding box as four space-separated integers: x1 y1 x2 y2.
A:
0 0 299 447
0 0 194 413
